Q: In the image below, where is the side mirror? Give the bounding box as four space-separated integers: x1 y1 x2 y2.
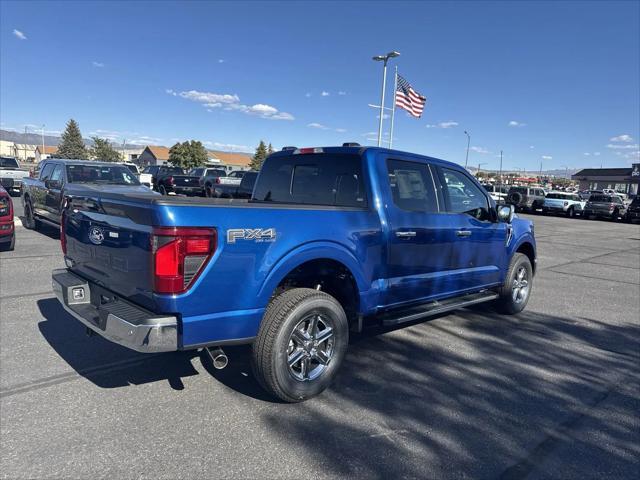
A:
497 204 515 223
45 179 61 189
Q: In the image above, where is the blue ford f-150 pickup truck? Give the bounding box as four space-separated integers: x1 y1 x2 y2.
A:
52 145 536 402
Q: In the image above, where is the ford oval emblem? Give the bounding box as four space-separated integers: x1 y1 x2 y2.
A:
88 226 105 245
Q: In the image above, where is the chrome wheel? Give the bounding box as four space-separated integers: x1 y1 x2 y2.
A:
511 266 529 304
287 313 334 382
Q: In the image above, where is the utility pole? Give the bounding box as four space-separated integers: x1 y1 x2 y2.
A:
464 130 471 168
41 125 45 162
477 162 487 178
499 150 503 184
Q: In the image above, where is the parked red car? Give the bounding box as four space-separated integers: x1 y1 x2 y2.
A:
0 185 15 251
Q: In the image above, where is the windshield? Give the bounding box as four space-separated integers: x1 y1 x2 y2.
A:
0 157 20 169
66 164 140 185
160 167 184 175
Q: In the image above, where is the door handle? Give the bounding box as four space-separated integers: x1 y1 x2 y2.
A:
456 230 472 237
396 231 416 238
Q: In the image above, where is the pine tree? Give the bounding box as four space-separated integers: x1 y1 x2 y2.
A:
250 140 268 171
267 143 274 155
89 137 122 162
57 119 88 159
168 140 208 170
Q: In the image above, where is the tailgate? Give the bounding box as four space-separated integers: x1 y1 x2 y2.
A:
64 194 158 309
172 175 199 187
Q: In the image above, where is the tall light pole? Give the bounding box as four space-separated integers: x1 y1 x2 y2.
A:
499 150 503 184
464 130 471 168
372 51 400 147
561 165 569 180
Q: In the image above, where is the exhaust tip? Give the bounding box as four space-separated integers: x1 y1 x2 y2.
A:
204 346 228 370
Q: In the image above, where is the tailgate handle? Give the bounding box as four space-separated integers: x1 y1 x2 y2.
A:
456 230 472 237
396 231 416 238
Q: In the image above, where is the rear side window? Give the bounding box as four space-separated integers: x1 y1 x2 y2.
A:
386 159 438 212
441 168 491 221
253 154 366 207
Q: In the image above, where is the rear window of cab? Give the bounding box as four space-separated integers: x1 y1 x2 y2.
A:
252 154 367 208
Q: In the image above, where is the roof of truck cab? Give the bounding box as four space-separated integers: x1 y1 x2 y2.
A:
43 159 123 167
269 146 461 169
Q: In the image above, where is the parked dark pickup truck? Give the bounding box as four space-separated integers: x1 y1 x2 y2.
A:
22 159 155 230
209 171 258 198
142 165 202 196
54 145 536 402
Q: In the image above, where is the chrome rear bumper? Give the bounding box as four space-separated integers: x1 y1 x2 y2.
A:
52 269 178 353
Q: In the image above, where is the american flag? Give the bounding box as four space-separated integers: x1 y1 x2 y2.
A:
395 74 426 118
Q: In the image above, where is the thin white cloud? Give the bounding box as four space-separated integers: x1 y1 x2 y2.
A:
166 89 177 96
542 155 552 160
508 120 526 127
609 134 634 142
529 145 535 149
584 153 591 156
321 91 330 97
470 146 490 154
305 92 312 98
92 61 104 68
307 122 329 130
335 128 347 133
338 91 347 96
172 89 294 120
426 121 459 129
607 143 639 150
593 152 601 156
218 59 225 63
13 29 27 40
204 141 252 153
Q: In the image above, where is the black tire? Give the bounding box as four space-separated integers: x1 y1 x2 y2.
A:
494 253 533 315
23 201 40 230
566 206 575 218
0 233 15 251
159 185 167 195
251 288 349 403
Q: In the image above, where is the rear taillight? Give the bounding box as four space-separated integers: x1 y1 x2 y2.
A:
215 177 221 184
60 209 67 254
167 176 175 185
152 227 216 294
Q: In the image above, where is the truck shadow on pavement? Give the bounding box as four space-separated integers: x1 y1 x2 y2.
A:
254 309 639 479
37 297 200 390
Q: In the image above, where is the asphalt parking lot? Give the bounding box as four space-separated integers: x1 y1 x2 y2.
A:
1 206 639 479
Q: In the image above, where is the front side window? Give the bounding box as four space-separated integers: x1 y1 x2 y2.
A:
39 163 55 181
50 164 64 184
253 153 366 207
386 159 438 213
441 168 490 220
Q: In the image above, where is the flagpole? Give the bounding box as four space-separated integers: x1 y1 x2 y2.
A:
389 66 398 149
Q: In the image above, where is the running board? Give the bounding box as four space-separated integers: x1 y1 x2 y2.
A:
380 291 499 327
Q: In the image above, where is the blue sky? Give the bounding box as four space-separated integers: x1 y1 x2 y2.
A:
1 0 638 171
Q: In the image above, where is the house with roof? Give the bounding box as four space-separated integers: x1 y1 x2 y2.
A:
207 150 252 171
138 145 171 166
35 145 59 163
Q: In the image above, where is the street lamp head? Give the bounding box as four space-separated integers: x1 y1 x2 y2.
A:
372 55 386 61
387 51 400 58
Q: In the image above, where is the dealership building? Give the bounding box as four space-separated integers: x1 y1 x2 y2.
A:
572 163 640 197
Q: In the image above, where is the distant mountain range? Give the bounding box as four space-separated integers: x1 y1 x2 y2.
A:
467 165 578 177
0 129 142 149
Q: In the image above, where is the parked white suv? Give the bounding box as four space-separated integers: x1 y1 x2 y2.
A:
542 191 586 218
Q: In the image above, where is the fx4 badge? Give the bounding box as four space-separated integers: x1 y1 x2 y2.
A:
227 228 277 244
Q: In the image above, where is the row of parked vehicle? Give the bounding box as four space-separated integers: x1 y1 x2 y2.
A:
126 164 257 199
482 184 639 222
